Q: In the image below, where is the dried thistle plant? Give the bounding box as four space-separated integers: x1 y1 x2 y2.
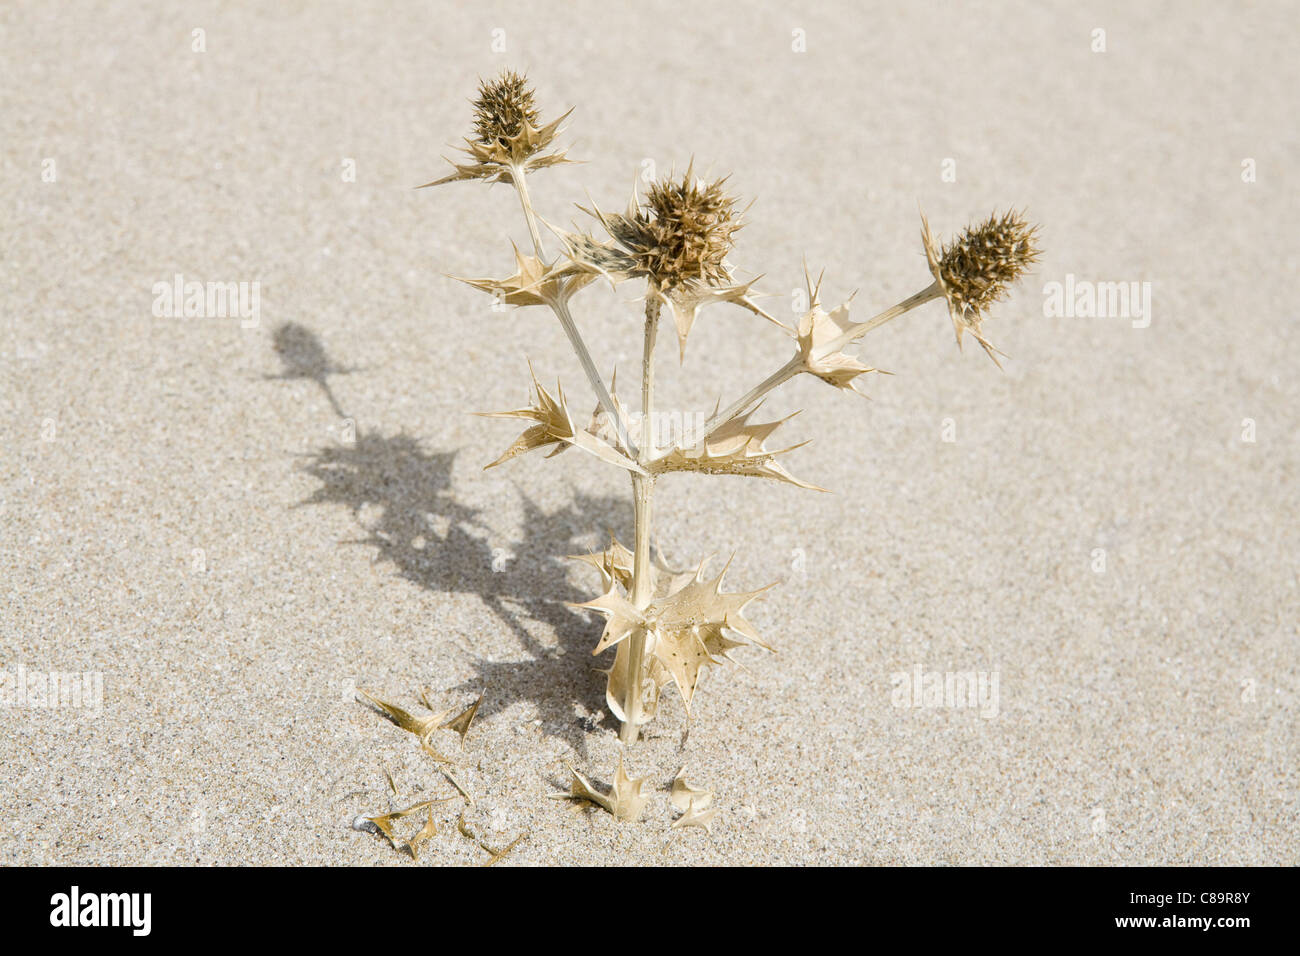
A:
424 71 1042 747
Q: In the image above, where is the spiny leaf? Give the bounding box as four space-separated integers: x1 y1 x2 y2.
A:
794 266 884 394
359 689 447 741
671 767 715 813
670 769 719 833
568 532 692 597
569 559 645 655
478 365 646 474
363 800 434 854
645 557 775 710
406 804 438 861
358 689 453 762
649 406 825 491
571 554 775 713
440 689 484 747
449 242 593 308
650 273 784 361
672 801 720 833
552 756 649 822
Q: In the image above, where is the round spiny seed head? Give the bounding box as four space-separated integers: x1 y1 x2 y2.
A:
471 70 541 150
470 70 540 150
605 169 743 291
421 70 573 187
922 209 1041 365
930 210 1041 319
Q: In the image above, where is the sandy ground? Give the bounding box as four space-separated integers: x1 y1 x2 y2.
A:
2 0 1296 866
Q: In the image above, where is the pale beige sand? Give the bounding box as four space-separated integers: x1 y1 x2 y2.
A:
2 0 1296 865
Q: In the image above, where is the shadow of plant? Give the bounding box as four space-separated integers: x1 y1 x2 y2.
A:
278 327 626 755
267 321 355 418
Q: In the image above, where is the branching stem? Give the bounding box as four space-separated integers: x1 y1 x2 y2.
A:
825 281 942 353
621 296 660 743
686 282 944 447
510 164 636 455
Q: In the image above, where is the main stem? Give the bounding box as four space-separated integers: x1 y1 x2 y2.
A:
621 296 660 744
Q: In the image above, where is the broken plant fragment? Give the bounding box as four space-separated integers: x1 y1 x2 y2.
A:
672 801 719 833
358 689 451 761
406 804 439 862
439 689 484 747
457 813 529 866
360 799 440 860
553 756 649 822
359 688 483 762
671 768 718 833
670 767 715 813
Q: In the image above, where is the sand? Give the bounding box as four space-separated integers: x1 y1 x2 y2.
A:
1 0 1296 865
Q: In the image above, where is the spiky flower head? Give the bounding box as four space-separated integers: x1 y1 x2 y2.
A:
471 70 540 148
605 169 743 291
555 165 780 357
922 209 1041 366
420 70 573 187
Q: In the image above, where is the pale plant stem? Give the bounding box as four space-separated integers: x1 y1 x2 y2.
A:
824 281 942 353
696 358 801 444
510 165 546 257
551 297 635 455
686 282 944 447
510 164 635 455
620 296 660 744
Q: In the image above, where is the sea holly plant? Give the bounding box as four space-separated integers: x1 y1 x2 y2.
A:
424 71 1041 747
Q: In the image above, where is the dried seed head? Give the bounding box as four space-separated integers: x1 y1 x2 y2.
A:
591 165 743 292
922 209 1042 365
553 167 770 357
471 70 540 150
420 69 574 187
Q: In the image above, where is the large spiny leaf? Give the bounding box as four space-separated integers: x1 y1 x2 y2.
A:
552 756 649 822
568 533 693 598
794 265 886 395
649 407 825 491
479 365 645 474
449 241 593 308
645 557 774 708
572 553 775 714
